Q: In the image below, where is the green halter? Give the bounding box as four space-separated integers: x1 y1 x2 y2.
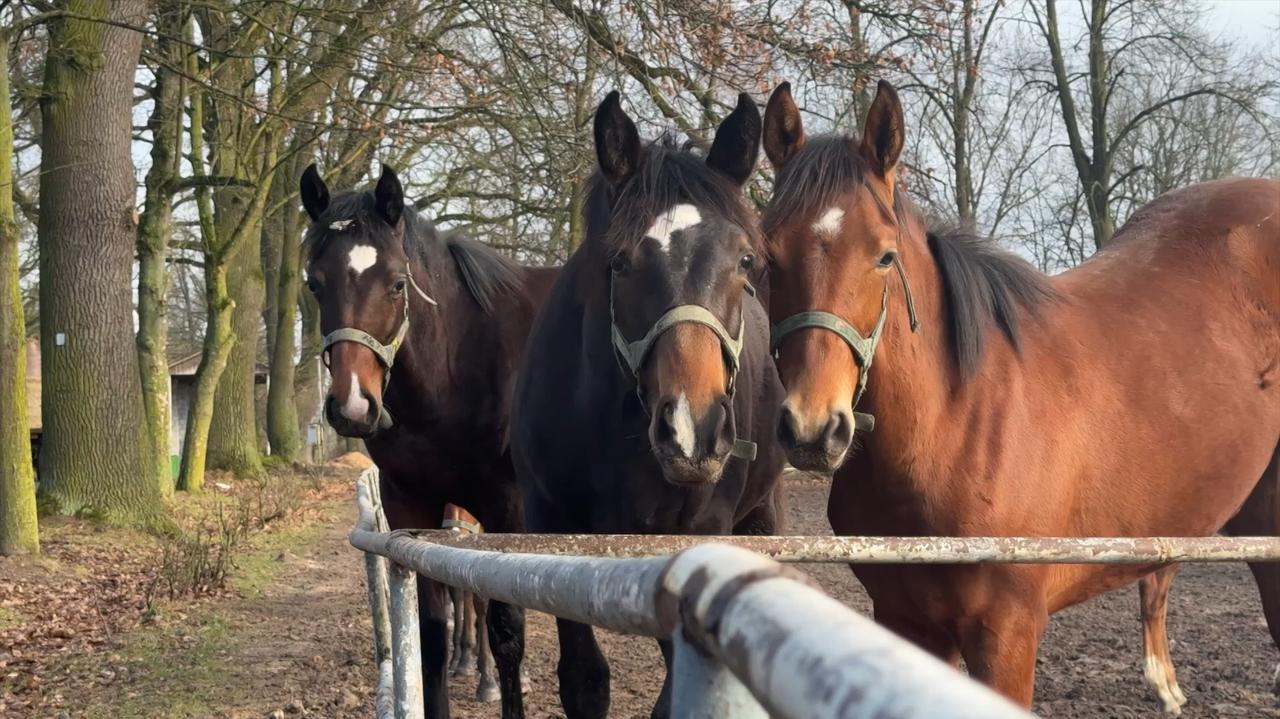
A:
770 259 919 434
610 279 758 462
321 264 434 431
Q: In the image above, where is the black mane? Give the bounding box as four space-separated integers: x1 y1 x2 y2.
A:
763 135 1056 377
585 136 763 256
306 189 521 316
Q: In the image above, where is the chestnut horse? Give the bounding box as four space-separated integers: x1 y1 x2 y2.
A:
302 166 557 719
511 92 787 719
761 80 1280 709
442 504 497 701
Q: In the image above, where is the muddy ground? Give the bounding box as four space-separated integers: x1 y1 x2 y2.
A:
2 471 1276 718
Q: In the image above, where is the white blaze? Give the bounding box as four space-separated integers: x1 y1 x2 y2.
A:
671 392 697 459
646 204 702 251
341 371 371 421
348 245 378 276
812 207 844 236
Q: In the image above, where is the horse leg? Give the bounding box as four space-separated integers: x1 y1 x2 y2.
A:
455 591 477 677
478 486 527 719
447 586 465 677
1223 442 1280 695
958 602 1047 707
873 606 960 668
557 618 610 719
474 596 500 703
649 638 674 719
1139 565 1188 714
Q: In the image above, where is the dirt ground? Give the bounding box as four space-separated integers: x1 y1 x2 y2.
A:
2 471 1277 718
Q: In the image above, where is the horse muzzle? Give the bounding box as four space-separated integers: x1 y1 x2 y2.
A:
649 393 735 485
776 402 855 473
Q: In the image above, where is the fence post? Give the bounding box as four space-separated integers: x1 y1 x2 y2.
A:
670 627 769 719
389 561 424 719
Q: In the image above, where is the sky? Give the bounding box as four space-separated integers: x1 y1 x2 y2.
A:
1205 0 1280 46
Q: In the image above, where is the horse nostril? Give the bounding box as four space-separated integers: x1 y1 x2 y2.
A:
711 396 734 457
822 410 855 455
777 407 801 450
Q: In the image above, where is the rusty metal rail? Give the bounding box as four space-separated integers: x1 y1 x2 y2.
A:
395 530 1280 564
352 466 1280 719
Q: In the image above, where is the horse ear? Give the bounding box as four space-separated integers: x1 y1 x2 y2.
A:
706 92 761 186
300 163 329 222
374 165 405 227
593 91 641 186
763 82 806 171
859 80 904 179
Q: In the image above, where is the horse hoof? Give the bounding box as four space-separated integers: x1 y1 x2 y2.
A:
475 682 501 703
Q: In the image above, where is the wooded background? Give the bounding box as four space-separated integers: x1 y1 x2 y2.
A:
1 0 1277 553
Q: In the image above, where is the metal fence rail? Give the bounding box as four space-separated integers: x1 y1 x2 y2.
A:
351 467 1280 719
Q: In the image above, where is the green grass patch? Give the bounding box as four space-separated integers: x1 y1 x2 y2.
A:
231 519 331 598
0 605 24 631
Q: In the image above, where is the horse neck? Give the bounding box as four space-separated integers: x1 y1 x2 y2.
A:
858 223 969 469
392 237 506 425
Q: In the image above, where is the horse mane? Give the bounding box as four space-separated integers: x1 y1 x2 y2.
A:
762 134 1056 378
443 234 523 315
585 135 763 257
306 189 522 316
926 226 1056 377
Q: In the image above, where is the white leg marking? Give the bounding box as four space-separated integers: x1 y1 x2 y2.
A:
671 392 697 459
348 244 378 276
1144 654 1183 715
812 207 844 236
645 204 702 251
341 371 370 421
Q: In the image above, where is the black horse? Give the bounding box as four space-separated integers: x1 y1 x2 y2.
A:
510 92 787 719
301 165 556 719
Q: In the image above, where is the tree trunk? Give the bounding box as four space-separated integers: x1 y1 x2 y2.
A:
37 0 161 524
0 27 38 554
266 153 305 461
177 47 277 490
294 285 323 437
136 1 186 496
203 16 265 477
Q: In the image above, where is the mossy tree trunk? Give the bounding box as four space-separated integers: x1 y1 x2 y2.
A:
36 0 162 525
136 0 187 497
266 152 306 461
202 11 267 478
177 41 279 492
0 26 38 555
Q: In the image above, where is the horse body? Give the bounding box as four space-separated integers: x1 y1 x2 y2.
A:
762 81 1279 707
511 92 786 719
303 166 556 719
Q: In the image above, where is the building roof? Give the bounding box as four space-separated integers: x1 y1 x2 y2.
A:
168 351 269 379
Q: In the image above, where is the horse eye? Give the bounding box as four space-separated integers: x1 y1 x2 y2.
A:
307 278 323 296
878 250 898 268
392 279 407 294
609 255 629 274
739 253 756 273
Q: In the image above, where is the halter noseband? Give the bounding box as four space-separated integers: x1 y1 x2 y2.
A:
769 221 920 434
609 274 758 462
320 218 436 432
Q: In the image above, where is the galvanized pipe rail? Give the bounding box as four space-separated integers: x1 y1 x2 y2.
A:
352 467 1280 719
395 530 1280 564
352 469 1035 719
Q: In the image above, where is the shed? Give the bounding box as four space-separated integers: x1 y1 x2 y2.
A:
168 351 268 477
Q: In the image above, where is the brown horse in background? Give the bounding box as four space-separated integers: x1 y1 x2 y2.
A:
761 79 1280 709
302 166 557 719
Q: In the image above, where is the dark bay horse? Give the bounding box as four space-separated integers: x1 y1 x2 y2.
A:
761 79 1280 709
302 165 557 719
511 92 787 719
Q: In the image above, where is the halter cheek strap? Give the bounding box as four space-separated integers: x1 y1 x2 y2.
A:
769 257 920 434
610 280 758 461
321 265 431 432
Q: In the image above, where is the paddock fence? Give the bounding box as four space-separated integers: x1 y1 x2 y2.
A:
349 467 1280 719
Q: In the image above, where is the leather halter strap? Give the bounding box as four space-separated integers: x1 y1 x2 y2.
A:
320 217 435 431
610 279 758 461
443 517 482 534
